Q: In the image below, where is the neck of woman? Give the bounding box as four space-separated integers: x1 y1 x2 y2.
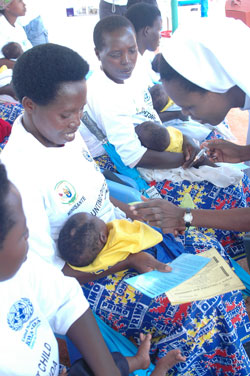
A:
4 12 17 27
229 86 246 109
21 114 59 148
136 35 146 55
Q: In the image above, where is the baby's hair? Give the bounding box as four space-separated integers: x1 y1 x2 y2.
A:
125 2 161 33
160 54 208 94
2 42 23 60
13 43 89 105
93 15 134 51
58 213 101 267
135 121 169 152
0 163 15 249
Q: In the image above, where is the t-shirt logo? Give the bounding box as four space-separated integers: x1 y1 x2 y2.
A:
55 180 77 205
7 297 34 331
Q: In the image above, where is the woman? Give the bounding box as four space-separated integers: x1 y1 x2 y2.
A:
0 0 31 69
129 17 250 240
0 163 124 376
0 0 31 101
80 15 250 266
2 43 250 375
0 162 180 376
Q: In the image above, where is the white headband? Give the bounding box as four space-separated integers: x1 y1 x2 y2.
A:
161 17 250 96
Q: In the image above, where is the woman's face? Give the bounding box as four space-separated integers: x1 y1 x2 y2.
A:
23 79 87 147
0 185 29 282
96 26 138 84
162 79 231 125
6 0 26 17
145 16 162 52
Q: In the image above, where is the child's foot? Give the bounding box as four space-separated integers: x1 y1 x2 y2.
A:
151 349 186 376
127 333 152 372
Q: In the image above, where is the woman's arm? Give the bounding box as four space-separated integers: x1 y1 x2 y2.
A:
62 257 132 284
136 149 185 169
62 252 171 284
136 134 200 169
0 57 15 69
158 110 189 123
67 308 121 376
130 199 250 234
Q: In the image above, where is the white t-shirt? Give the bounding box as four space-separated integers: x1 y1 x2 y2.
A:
0 252 88 376
0 15 32 59
80 69 160 167
133 52 160 90
1 116 124 269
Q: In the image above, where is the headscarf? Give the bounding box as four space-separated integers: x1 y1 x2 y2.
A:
161 17 250 96
0 0 14 10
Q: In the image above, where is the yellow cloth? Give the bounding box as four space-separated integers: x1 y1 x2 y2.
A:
0 65 8 74
160 97 174 112
70 219 163 274
165 126 183 153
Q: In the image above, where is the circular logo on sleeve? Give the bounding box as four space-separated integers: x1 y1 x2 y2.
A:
7 298 34 331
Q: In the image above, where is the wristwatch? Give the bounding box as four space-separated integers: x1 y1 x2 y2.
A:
183 208 193 229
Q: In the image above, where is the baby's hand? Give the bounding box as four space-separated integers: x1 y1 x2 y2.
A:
192 156 217 168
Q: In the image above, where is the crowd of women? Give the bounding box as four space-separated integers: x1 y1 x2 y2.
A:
1 0 250 375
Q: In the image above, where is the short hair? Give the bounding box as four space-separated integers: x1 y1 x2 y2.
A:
58 213 101 267
160 54 207 94
12 43 89 105
135 121 169 152
0 163 15 249
127 0 158 9
93 15 135 51
125 3 161 33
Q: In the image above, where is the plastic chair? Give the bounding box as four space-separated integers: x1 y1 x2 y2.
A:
106 179 142 204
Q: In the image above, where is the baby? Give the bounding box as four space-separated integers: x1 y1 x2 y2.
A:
69 333 185 376
149 83 189 122
2 42 23 60
58 212 169 273
135 120 183 153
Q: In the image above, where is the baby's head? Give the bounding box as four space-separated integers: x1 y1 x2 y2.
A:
135 121 169 152
2 42 23 60
58 212 108 267
149 83 169 113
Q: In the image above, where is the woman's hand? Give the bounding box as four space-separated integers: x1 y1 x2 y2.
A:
182 135 200 168
201 139 247 163
127 252 172 274
130 198 186 236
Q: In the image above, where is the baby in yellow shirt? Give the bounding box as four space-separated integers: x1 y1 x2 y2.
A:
58 212 164 274
135 121 183 153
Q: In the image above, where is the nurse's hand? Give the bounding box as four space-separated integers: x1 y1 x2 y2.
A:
127 252 172 274
201 139 248 163
130 198 186 236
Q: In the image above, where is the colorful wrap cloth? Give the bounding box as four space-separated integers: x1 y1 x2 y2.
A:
82 228 250 376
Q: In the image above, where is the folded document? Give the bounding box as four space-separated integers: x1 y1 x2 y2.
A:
126 248 245 303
